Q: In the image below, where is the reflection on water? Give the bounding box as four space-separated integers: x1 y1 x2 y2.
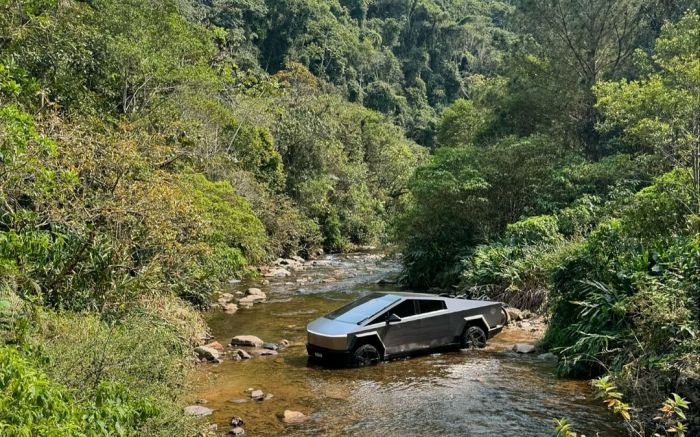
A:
191 253 623 436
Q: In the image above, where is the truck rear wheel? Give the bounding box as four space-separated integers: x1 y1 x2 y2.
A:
352 344 380 367
461 325 487 349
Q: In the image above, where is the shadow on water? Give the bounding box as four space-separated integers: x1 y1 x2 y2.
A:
191 252 624 436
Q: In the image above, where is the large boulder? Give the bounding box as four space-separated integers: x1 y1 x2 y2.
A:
512 343 536 354
231 335 264 348
194 346 221 361
184 405 213 416
280 410 308 424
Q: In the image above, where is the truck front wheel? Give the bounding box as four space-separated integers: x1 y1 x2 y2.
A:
352 344 380 367
461 325 487 349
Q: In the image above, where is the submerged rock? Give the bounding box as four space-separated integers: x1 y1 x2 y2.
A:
230 416 245 427
184 405 213 416
280 410 308 424
537 352 558 362
223 303 239 314
250 389 265 400
512 343 536 354
231 335 264 348
249 348 278 357
262 342 279 351
230 426 246 436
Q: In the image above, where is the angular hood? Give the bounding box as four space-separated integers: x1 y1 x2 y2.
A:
307 317 357 336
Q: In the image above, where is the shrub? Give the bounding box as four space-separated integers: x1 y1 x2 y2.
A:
505 215 562 245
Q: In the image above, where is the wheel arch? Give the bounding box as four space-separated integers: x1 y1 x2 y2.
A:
462 315 490 337
350 332 386 358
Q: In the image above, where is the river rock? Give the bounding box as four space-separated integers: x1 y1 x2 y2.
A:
230 416 245 427
234 349 251 360
231 335 264 348
264 267 291 278
230 426 245 436
280 410 308 424
512 343 536 354
311 260 331 266
236 296 256 308
194 346 221 361
204 341 224 352
250 390 265 400
223 303 239 314
537 352 558 362
291 255 305 263
262 342 279 351
246 287 264 296
234 291 245 297
218 293 234 304
184 405 213 416
278 339 290 348
249 348 278 357
506 307 524 322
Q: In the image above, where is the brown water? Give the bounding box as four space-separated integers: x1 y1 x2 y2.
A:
191 253 624 436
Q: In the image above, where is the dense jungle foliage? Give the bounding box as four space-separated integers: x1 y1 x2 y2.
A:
394 1 700 431
0 0 698 434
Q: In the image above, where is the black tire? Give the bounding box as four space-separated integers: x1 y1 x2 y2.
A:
352 344 380 367
461 325 487 349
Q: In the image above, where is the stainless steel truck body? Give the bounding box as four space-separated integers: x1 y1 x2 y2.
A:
306 292 506 366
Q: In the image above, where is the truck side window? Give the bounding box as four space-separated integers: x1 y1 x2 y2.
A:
417 300 446 314
368 299 416 324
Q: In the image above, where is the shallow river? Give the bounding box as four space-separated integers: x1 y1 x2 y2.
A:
191 253 623 436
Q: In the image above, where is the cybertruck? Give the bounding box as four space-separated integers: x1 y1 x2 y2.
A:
306 292 506 367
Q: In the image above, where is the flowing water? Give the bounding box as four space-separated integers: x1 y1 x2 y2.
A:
191 253 623 436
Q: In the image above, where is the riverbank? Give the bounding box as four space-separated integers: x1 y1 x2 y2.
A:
187 252 622 436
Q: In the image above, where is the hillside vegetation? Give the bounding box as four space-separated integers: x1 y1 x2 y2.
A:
0 0 698 434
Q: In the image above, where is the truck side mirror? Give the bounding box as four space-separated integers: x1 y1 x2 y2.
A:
386 313 401 324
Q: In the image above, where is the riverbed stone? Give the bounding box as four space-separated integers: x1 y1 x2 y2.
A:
264 267 291 278
246 287 263 296
537 352 558 362
250 390 265 400
230 426 245 436
230 416 245 427
280 410 308 424
231 335 264 348
249 348 278 357
223 303 239 314
506 307 524 322
234 349 251 360
194 346 221 362
262 342 279 351
218 293 234 304
184 405 213 416
204 341 224 352
512 343 536 354
278 339 290 348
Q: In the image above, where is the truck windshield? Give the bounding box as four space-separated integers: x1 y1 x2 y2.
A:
325 293 401 325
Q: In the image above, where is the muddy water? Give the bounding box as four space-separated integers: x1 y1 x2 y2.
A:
191 253 623 436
